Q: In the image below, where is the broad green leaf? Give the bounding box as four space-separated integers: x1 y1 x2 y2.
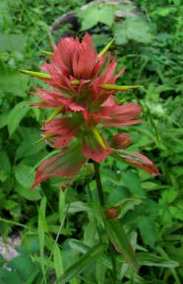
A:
137 216 157 247
122 172 145 197
161 188 178 204
21 234 40 254
0 269 21 284
105 219 138 271
118 198 142 218
7 101 30 136
114 17 152 45
113 22 128 45
79 4 115 30
60 243 106 282
0 33 26 52
16 127 45 160
53 244 64 280
169 205 183 221
9 255 39 283
0 69 29 97
125 17 153 43
15 163 34 188
15 184 41 201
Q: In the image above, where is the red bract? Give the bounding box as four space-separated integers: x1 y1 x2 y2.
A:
32 34 159 187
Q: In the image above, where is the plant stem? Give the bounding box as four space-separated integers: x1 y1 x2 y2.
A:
93 162 105 207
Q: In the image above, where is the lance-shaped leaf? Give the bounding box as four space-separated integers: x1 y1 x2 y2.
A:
40 50 53 56
105 219 138 271
60 243 106 282
98 39 114 57
20 69 51 79
101 83 141 91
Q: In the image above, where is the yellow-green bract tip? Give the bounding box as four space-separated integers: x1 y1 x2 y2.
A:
101 84 142 91
19 69 51 79
98 39 114 57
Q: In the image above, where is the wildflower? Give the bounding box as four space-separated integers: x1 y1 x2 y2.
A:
31 34 158 187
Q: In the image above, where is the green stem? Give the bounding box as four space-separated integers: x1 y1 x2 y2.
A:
93 162 118 283
93 162 105 207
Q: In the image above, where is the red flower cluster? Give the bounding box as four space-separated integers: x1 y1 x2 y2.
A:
33 34 159 187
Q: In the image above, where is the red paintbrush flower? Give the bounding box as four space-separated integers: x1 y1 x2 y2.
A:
30 34 159 187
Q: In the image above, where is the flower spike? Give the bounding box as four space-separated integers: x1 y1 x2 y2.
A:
29 33 158 187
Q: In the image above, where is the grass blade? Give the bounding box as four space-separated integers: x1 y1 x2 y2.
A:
60 243 106 283
53 244 64 281
38 196 47 283
105 219 138 271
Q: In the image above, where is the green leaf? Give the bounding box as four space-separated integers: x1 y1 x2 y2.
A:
0 69 29 97
53 244 64 280
96 258 107 284
0 33 26 52
113 22 128 45
79 4 115 30
137 252 179 268
59 190 66 221
7 101 29 136
9 255 39 283
21 234 40 254
114 17 152 45
137 216 157 247
60 243 106 282
15 184 41 201
161 188 178 204
122 172 145 197
0 269 21 284
105 219 138 271
15 163 34 188
16 127 45 160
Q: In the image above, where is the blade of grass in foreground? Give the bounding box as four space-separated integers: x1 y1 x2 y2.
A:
38 196 48 284
60 243 106 283
53 243 64 281
105 219 138 271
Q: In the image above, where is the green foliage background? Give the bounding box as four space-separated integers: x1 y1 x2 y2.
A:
0 0 183 283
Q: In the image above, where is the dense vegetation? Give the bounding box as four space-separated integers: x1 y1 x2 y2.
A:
0 0 183 283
